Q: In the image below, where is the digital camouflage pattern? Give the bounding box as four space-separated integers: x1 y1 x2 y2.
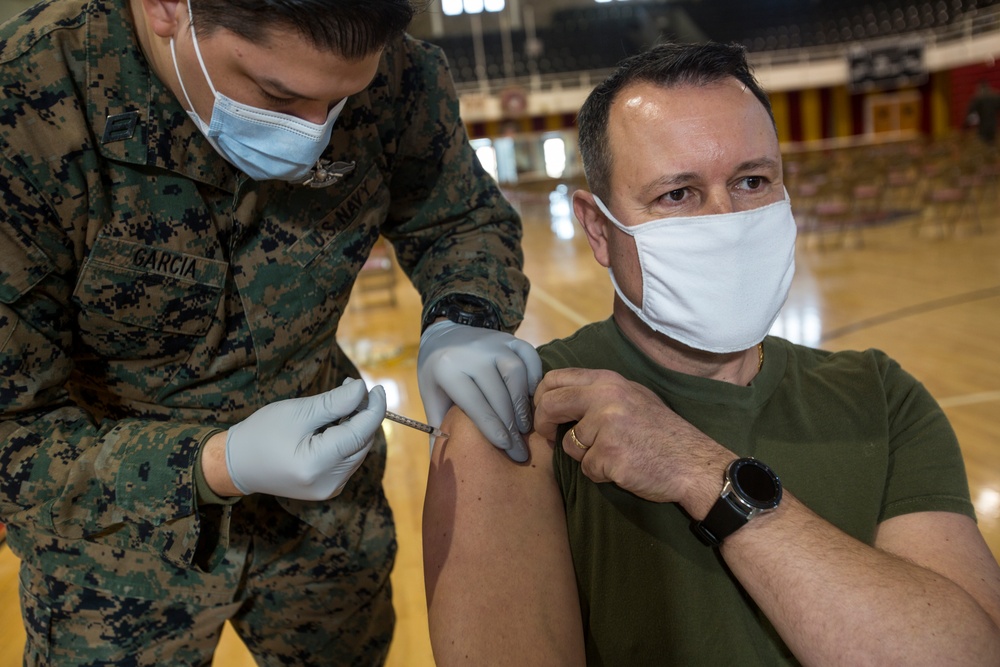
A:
19 486 396 665
0 0 527 660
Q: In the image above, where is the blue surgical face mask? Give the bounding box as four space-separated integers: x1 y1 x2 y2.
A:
169 0 346 182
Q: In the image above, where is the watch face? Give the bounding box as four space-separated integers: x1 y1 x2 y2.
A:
731 458 782 509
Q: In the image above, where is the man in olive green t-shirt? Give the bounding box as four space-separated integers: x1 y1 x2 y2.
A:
422 42 1000 666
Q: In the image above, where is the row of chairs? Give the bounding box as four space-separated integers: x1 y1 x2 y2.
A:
786 135 999 250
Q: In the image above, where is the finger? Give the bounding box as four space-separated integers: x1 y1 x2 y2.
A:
326 385 386 458
436 370 517 452
512 391 534 437
504 430 529 463
533 386 595 440
533 370 624 438
535 367 614 399
328 442 375 498
287 380 368 434
508 338 544 392
561 424 590 463
352 384 387 434
323 378 369 420
563 426 615 486
495 344 536 434
419 382 453 428
440 361 523 450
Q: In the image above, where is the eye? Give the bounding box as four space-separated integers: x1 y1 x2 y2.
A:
742 176 765 190
260 90 295 106
663 188 687 202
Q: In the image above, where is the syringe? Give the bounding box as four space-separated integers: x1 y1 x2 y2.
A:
384 410 449 439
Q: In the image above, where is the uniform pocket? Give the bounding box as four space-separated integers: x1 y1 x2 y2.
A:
72 237 226 360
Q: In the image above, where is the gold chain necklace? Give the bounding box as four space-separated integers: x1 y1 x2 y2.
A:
757 342 764 372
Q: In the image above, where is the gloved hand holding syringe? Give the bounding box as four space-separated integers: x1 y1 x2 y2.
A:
221 377 445 502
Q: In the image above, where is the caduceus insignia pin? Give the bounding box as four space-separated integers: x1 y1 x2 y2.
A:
300 160 357 188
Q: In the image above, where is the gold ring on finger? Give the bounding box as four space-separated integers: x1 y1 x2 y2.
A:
569 427 591 451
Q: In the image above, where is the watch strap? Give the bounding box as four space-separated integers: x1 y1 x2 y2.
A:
422 294 501 332
693 494 749 547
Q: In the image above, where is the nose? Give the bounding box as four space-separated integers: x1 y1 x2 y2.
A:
298 101 338 125
702 189 737 215
285 97 344 125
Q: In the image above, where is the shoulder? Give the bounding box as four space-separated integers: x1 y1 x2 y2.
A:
539 319 619 372
433 406 556 487
364 33 457 133
776 338 906 382
0 0 88 65
374 33 452 96
0 0 89 147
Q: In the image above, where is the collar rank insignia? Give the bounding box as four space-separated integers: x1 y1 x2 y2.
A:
300 160 357 188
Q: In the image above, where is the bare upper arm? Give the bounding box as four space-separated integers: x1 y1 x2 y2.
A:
876 511 1000 626
422 406 585 666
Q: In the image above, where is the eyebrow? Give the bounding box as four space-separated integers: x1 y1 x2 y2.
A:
259 77 316 101
636 157 782 199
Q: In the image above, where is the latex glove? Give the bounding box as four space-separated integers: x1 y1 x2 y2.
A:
225 378 386 501
418 320 543 462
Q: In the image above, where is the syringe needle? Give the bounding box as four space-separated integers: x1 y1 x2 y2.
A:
384 410 449 439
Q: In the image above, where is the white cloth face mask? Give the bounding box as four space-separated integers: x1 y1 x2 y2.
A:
593 190 797 354
169 0 346 181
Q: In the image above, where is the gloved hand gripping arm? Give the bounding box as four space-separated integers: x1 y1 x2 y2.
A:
417 320 542 462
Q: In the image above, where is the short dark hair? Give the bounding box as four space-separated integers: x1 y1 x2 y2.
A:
190 0 419 59
577 42 775 201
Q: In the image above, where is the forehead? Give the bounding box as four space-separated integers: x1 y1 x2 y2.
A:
204 25 382 99
605 78 779 185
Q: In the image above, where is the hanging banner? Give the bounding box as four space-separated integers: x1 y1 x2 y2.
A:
848 41 927 93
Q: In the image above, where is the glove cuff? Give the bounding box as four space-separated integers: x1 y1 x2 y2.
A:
224 429 253 496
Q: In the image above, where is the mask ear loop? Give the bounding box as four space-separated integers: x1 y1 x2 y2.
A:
169 0 216 117
591 194 651 318
592 194 636 236
169 37 200 115
185 0 219 97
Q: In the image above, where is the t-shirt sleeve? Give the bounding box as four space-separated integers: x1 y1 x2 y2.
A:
879 353 976 522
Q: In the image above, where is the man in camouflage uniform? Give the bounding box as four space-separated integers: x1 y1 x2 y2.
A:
0 0 541 664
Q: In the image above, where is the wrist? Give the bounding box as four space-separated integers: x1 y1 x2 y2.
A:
679 452 735 520
422 294 501 332
200 431 244 498
693 457 783 547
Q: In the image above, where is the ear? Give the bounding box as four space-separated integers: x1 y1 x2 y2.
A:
138 0 186 38
572 189 612 268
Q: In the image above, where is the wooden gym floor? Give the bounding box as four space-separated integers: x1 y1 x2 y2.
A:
2 153 999 666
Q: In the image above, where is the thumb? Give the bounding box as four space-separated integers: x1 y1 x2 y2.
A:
314 378 370 423
420 388 453 428
327 385 387 457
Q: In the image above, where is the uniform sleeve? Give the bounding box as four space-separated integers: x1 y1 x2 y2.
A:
377 37 528 332
0 156 227 571
879 353 976 522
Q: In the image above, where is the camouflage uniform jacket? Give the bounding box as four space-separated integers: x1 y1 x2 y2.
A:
0 0 527 593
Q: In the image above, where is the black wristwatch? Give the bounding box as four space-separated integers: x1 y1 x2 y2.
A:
421 294 501 332
693 457 782 547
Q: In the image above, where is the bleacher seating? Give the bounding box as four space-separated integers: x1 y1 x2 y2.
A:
428 4 659 84
683 0 1000 52
424 0 1000 85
